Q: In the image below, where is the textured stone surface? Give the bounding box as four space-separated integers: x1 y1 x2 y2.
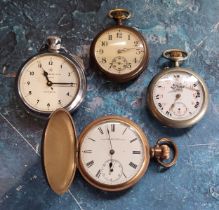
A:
0 0 219 209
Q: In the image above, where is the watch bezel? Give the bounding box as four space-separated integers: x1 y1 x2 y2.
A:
90 25 149 82
16 50 86 119
78 115 150 191
147 67 209 128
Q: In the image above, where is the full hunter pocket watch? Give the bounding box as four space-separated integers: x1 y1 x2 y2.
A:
16 36 86 118
43 108 178 194
147 49 209 128
90 8 149 82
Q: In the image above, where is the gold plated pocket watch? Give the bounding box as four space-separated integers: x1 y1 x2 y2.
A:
147 49 209 128
43 109 178 194
90 8 149 82
16 36 86 118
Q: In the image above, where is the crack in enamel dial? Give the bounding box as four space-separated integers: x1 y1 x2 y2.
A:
18 54 80 113
79 117 149 190
93 27 146 76
152 71 205 121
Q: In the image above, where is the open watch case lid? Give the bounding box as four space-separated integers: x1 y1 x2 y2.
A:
43 108 77 195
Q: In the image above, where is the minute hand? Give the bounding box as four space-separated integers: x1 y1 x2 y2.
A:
117 48 141 54
51 82 76 85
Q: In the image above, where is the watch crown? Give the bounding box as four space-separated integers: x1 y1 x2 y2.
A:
150 138 178 168
151 144 170 160
47 36 61 51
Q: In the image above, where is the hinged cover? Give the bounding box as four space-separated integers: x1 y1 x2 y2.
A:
43 108 77 195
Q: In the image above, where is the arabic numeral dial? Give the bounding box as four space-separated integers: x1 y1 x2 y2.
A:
152 71 205 121
18 54 79 113
94 28 145 75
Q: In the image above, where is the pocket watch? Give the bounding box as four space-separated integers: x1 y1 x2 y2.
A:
16 36 86 118
43 108 178 194
147 49 209 128
90 8 149 82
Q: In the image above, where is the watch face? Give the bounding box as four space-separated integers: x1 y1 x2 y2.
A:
18 53 80 113
93 27 146 76
152 71 205 121
79 117 149 190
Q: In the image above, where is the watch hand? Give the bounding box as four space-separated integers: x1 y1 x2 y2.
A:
117 48 141 54
43 71 50 82
107 127 112 149
42 70 54 90
43 70 75 86
107 126 114 171
169 93 181 111
109 162 113 172
51 82 76 85
169 103 175 111
183 85 196 91
122 171 127 178
41 66 54 89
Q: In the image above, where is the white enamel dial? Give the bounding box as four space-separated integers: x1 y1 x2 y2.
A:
18 54 79 113
79 120 146 186
94 27 145 75
152 71 204 121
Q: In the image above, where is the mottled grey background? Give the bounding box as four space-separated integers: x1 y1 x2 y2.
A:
0 0 219 210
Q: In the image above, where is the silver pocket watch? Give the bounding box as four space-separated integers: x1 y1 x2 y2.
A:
16 36 86 118
147 49 209 128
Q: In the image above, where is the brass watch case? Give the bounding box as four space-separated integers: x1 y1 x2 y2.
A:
147 67 209 128
43 110 150 193
78 115 150 191
90 24 149 82
43 109 178 194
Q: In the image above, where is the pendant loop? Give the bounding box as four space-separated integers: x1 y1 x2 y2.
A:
150 138 178 168
108 8 131 25
162 49 188 67
40 36 62 52
46 36 61 51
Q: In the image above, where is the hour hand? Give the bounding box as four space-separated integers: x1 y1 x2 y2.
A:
169 93 181 111
41 67 51 83
43 71 50 82
42 70 53 89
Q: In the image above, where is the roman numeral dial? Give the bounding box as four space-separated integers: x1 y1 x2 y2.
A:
79 116 147 190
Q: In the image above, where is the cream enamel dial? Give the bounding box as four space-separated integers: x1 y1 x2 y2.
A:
18 54 79 113
152 71 204 121
78 116 149 191
94 27 145 75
